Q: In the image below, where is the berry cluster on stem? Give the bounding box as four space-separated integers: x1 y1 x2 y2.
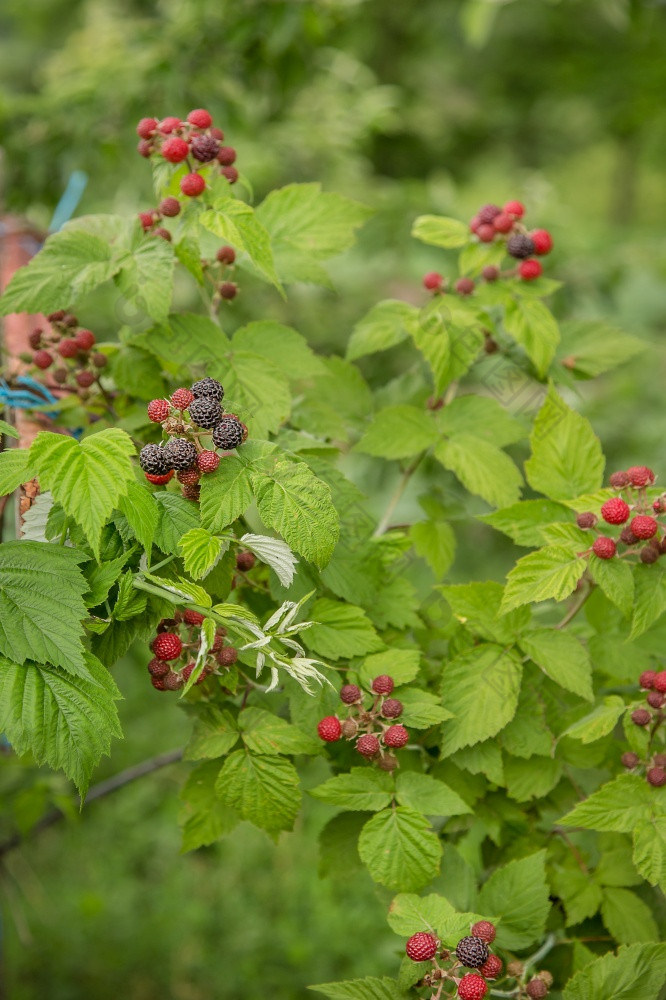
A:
624 669 666 786
24 311 107 397
147 612 237 692
577 465 665 563
317 674 409 769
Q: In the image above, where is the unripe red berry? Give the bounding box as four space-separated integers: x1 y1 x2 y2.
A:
197 450 220 473
75 329 95 351
162 137 190 163
423 271 444 291
155 227 172 242
63 314 78 327
609 470 630 488
163 669 184 691
317 716 342 742
158 116 182 134
631 515 658 539
384 724 409 748
647 767 666 788
159 197 181 217
147 657 170 678
627 465 655 487
28 329 43 350
92 352 107 368
577 512 597 529
47 310 66 323
530 229 553 255
356 733 380 757
646 690 664 708
151 675 167 691
138 211 155 231
147 399 170 423
152 632 183 661
478 204 501 224
381 698 403 719
219 281 238 300
170 387 194 410
476 223 495 243
653 670 666 693
187 108 213 129
471 921 496 944
217 146 237 166
601 497 631 524
216 245 236 265
455 277 475 296
210 127 225 140
640 670 657 689
469 214 481 232
58 338 80 358
53 367 68 384
183 610 205 626
236 551 256 572
641 546 660 564
221 165 239 184
653 753 666 768
493 212 514 233
181 661 207 685
621 751 640 769
33 350 53 369
458 974 488 1000
340 684 362 704
217 646 238 666
177 467 201 487
526 979 548 999
76 371 95 388
405 932 438 962
519 259 543 281
145 471 174 485
592 536 616 559
371 675 394 695
480 955 502 979
137 139 153 157
632 708 651 726
620 525 639 545
137 117 158 139
181 172 206 197
482 265 500 282
503 200 525 218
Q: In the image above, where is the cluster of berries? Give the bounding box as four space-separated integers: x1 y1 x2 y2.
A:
405 922 551 1000
136 108 238 199
423 200 553 296
316 674 409 771
138 377 247 500
147 612 238 692
576 465 664 562
24 311 106 392
625 670 666 786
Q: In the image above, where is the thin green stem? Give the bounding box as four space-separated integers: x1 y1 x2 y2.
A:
523 932 558 971
373 453 426 537
148 554 177 573
555 583 593 630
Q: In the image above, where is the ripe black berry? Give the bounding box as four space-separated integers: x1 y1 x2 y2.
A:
139 443 171 475
507 234 535 259
163 437 198 470
212 416 244 450
191 377 224 401
188 396 223 429
455 936 490 969
191 134 220 162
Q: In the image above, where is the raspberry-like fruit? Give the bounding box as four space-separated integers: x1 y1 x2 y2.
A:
183 610 205 626
164 437 198 470
158 116 182 134
531 229 553 255
405 932 438 962
53 368 68 384
601 497 631 524
159 197 181 217
181 483 200 500
137 139 153 157
152 632 183 661
28 329 43 350
640 670 657 689
576 512 597 529
92 353 107 368
76 371 95 388
356 733 380 757
507 233 535 259
631 515 658 539
147 399 170 423
75 329 95 351
456 277 475 296
482 265 500 282
139 443 171 475
139 211 155 231
377 754 398 772
381 698 403 719
469 214 481 232
340 684 362 704
476 224 495 243
33 350 53 369
137 117 158 139
155 227 172 242
457 974 488 1000
341 718 358 739
187 108 213 129
191 134 219 162
627 465 655 487
145 471 173 485
371 675 394 695
519 259 542 281
210 127 224 140
456 936 490 969
493 212 514 234
654 753 666 768
191 377 224 400
162 136 190 163
632 708 651 726
181 172 206 197
151 675 167 691
384 724 409 748
646 690 664 707
217 246 236 265
478 204 501 224
236 551 256 572
170 387 195 410
317 716 342 742
480 955 502 979
147 657 170 678
221 165 239 184
592 536 616 559
217 646 238 666
181 662 207 685
219 281 238 300
163 670 184 691
621 751 640 769
188 396 223 428
526 979 548 999
177 468 201 486
423 271 444 291
653 670 666 692
620 526 639 545
212 416 244 450
609 470 630 488
503 200 525 218
47 310 66 323
217 145 237 166
641 546 660 564
470 921 496 944
58 338 80 358
197 450 220 473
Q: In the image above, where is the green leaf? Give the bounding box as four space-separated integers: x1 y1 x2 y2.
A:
632 818 666 892
114 226 175 322
199 455 253 534
478 851 550 949
559 774 666 833
0 449 32 496
250 458 339 568
410 308 452 394
588 555 634 617
133 313 230 372
305 598 383 660
0 420 19 439
215 749 301 835
504 298 560 376
318 811 369 880
256 183 371 285
478 499 573 547
0 541 88 674
525 386 604 500
451 741 504 784
358 806 442 891
436 394 527 447
240 533 298 588
501 545 587 612
184 707 240 761
411 214 469 249
310 768 394 811
439 644 523 756
179 760 239 852
310 977 407 1000
518 629 593 700
557 320 646 379
501 685 554 758
0 653 122 795
231 321 324 379
387 893 483 943
178 528 226 580
83 553 129 607
630 564 666 639
563 942 666 1000
458 240 506 277
504 756 562 801
562 696 625 743
117 481 159 553
201 194 280 287
550 867 603 927
153 493 200 553
395 772 471 816
239 707 320 756
110 572 146 621
358 649 421 689
398 688 453 729
355 406 439 460
0 217 121 315
173 234 204 284
435 434 523 508
601 887 658 944
409 520 456 578
291 356 373 442
441 580 529 644
30 429 135 558
346 300 417 361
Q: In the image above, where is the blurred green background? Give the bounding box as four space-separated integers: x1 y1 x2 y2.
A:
1 0 666 996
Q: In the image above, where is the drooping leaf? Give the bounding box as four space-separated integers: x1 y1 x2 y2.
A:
478 851 550 949
346 300 417 361
358 806 442 891
215 749 301 835
518 629 593 700
504 298 560 377
435 434 523 508
525 386 604 500
501 545 587 612
310 768 394 812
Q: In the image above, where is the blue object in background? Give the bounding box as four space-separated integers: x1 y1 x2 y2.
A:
48 170 88 233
